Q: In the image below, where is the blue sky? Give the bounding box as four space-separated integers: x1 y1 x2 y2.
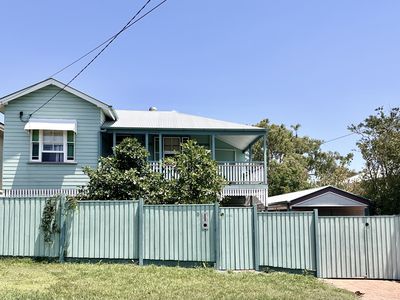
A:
1 1 399 171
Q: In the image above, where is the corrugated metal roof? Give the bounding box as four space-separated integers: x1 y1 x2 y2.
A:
103 110 264 131
268 186 328 205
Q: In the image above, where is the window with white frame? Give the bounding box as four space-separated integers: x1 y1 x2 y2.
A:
154 136 189 159
30 130 75 163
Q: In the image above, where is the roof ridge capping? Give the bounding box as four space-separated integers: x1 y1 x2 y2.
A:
0 78 117 120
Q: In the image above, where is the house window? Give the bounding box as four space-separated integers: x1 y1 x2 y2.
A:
31 130 40 160
67 131 75 161
154 136 189 159
30 130 75 163
164 137 181 157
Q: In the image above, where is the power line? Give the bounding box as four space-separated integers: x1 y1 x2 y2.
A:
29 0 152 118
49 0 168 78
321 132 356 145
29 0 167 119
10 0 168 108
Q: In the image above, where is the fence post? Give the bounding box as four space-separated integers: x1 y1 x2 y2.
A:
58 194 66 263
214 202 220 270
313 209 321 277
253 203 260 271
138 198 144 266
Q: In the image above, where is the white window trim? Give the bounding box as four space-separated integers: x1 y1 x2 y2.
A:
154 136 189 159
30 130 76 163
163 137 181 156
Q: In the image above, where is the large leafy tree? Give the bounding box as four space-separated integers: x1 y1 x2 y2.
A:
77 138 224 204
253 119 355 196
349 107 400 214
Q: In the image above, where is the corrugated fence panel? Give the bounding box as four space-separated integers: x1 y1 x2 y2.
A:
219 207 254 270
65 200 139 260
143 204 215 262
319 217 368 278
0 197 59 257
365 216 400 280
2 195 398 278
258 212 315 271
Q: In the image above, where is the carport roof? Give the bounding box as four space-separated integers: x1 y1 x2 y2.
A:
268 186 370 206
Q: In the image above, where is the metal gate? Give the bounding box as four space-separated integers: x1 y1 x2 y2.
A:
318 216 400 280
218 207 255 270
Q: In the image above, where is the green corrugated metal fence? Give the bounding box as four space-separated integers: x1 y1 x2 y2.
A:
0 197 59 257
318 215 400 280
365 216 400 279
218 207 254 270
143 204 215 262
66 200 139 260
1 196 399 279
258 211 316 272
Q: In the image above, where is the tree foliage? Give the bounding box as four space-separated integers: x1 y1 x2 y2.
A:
166 140 226 204
253 119 355 196
349 107 400 214
76 138 224 204
76 138 171 203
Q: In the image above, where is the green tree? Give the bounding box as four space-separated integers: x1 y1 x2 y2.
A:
166 140 226 203
253 119 355 196
349 107 400 214
76 138 171 203
76 138 224 204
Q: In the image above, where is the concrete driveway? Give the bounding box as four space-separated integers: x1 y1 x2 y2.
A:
324 279 400 300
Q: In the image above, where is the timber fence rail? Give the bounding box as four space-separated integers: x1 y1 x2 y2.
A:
0 196 399 279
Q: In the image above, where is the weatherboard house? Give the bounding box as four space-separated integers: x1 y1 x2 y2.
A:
0 79 268 204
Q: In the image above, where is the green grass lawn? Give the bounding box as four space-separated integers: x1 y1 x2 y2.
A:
0 258 353 300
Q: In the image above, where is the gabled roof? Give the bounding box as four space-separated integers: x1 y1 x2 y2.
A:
103 110 264 131
268 185 370 206
0 78 117 120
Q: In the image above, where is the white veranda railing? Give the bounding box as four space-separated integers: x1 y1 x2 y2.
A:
149 161 265 184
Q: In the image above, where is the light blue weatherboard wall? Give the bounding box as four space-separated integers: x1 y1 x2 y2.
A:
2 85 102 189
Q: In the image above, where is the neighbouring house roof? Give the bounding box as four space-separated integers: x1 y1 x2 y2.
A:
0 78 117 120
103 110 266 150
268 186 370 207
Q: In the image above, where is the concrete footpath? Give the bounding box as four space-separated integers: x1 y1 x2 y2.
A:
324 279 400 300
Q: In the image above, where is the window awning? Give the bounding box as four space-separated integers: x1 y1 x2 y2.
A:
24 119 77 132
